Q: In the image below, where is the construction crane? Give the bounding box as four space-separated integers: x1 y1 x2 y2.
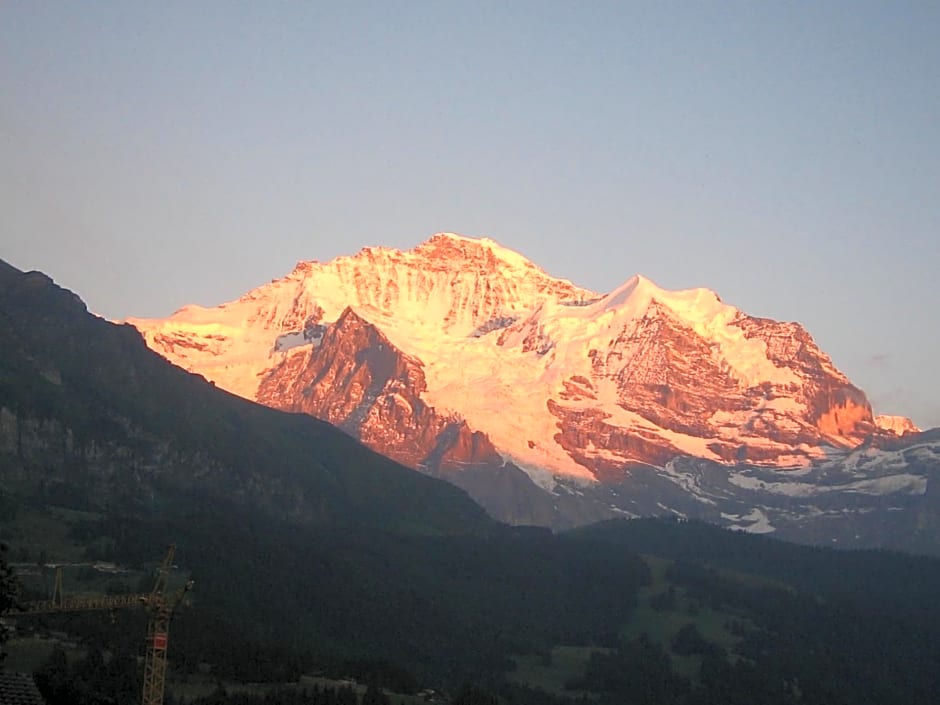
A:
18 545 192 705
141 545 192 705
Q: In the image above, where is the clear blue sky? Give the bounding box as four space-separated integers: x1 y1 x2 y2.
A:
2 2 938 429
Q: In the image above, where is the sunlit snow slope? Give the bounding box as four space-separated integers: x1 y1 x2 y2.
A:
127 233 910 486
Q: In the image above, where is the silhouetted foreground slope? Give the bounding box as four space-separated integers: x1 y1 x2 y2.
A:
0 259 493 535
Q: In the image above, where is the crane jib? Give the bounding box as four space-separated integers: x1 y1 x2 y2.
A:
15 544 190 705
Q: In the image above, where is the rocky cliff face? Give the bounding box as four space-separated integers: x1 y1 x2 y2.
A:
256 306 502 474
126 233 928 532
875 414 921 436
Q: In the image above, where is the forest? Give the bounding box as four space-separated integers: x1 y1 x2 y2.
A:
5 513 940 705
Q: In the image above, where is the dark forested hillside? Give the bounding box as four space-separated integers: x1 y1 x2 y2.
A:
569 517 940 616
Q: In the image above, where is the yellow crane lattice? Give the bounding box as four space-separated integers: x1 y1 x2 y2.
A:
19 544 192 705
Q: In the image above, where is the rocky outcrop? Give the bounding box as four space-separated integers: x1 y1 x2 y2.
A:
875 415 921 436
732 313 875 439
593 301 745 435
257 307 503 474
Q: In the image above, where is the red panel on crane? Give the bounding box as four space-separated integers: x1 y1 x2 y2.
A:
152 633 168 649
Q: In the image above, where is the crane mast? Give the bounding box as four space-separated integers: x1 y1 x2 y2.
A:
141 545 192 705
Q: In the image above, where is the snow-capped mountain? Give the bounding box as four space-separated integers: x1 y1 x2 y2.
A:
127 233 937 544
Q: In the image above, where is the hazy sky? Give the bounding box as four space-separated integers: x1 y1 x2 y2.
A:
2 2 938 429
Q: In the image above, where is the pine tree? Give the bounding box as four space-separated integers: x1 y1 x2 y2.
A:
361 682 390 705
0 542 21 663
453 684 499 705
336 684 357 705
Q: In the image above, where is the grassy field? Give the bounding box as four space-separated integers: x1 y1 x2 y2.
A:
1 505 93 564
506 554 762 692
3 635 88 673
508 645 610 698
168 674 431 705
621 555 753 678
5 509 184 603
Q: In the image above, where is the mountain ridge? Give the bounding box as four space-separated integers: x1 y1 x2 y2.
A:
122 233 939 543
127 233 916 470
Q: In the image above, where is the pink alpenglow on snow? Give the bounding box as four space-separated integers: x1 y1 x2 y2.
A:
126 233 916 487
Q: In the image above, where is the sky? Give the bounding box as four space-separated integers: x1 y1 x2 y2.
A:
2 2 938 429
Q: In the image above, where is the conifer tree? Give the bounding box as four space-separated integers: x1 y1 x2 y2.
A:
0 542 20 663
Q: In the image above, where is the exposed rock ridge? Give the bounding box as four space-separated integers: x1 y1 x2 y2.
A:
256 307 503 473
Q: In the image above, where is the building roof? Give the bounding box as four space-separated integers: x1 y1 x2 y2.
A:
0 672 45 705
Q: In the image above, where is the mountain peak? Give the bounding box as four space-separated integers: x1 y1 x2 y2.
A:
599 274 660 311
875 414 920 436
411 232 542 274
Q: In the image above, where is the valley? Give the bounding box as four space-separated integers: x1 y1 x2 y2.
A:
3 257 940 705
4 3 937 703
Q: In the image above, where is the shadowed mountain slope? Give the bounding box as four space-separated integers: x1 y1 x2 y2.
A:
0 259 493 535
